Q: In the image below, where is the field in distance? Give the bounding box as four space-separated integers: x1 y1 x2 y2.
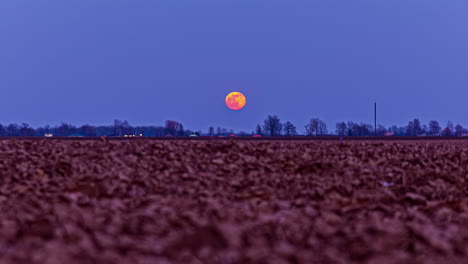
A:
0 139 467 263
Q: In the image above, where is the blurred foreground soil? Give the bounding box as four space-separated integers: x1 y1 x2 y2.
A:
0 139 467 264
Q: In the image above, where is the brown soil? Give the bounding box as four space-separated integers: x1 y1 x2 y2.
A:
0 139 467 264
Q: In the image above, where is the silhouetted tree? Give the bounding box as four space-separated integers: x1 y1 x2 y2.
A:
164 120 180 136
0 124 5 137
317 120 328 135
421 124 429 135
79 124 97 137
19 123 35 136
376 124 387 136
177 124 185 137
255 124 263 136
283 121 297 136
6 124 19 137
346 122 372 136
114 120 123 136
455 124 464 137
428 120 441 136
406 121 414 136
388 125 406 136
405 118 422 136
305 118 327 136
113 120 132 136
441 121 454 136
413 118 422 136
335 122 347 136
346 122 356 136
263 115 282 136
55 123 75 137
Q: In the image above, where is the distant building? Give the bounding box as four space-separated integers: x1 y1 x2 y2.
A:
44 134 53 137
384 131 394 136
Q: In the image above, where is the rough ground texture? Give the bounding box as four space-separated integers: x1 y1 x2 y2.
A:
0 139 468 264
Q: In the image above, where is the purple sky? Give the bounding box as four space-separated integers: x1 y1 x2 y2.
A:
1 0 467 133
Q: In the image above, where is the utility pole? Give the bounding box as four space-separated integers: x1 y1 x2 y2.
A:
374 102 377 135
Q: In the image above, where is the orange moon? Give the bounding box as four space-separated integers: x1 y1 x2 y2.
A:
225 92 246 110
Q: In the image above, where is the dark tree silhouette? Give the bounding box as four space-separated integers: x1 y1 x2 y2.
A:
305 118 327 136
335 122 347 136
6 124 19 137
262 115 282 136
113 120 132 136
283 121 297 136
19 123 35 137
455 123 464 137
56 123 76 137
164 120 181 136
375 124 387 136
428 120 441 136
441 121 454 136
345 122 373 136
255 124 263 136
79 124 97 137
406 118 422 137
177 124 185 137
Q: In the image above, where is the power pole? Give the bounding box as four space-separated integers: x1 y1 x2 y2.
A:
374 102 377 135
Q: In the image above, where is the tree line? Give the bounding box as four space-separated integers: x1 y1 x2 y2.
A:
0 116 466 137
257 115 468 137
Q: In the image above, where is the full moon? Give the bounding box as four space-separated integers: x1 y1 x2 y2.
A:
225 92 247 110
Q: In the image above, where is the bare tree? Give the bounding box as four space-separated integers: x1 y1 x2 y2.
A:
428 120 441 136
6 124 19 137
263 115 282 136
346 121 356 136
19 123 35 137
283 121 297 136
78 124 96 137
388 125 406 136
345 122 372 136
56 122 76 137
317 120 328 135
305 119 319 136
406 118 422 136
335 122 347 136
455 123 464 137
441 121 454 136
177 123 185 137
413 118 422 136
305 118 327 136
164 120 181 136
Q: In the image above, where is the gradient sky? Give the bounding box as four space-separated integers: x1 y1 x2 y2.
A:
1 0 467 133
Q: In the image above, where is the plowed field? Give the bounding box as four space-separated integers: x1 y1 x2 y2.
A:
0 139 467 264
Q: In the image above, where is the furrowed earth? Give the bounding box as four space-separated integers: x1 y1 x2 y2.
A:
0 139 468 264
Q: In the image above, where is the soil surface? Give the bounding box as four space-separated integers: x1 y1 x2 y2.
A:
0 139 467 264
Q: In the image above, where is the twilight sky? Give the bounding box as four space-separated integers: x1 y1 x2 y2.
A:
1 0 467 133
